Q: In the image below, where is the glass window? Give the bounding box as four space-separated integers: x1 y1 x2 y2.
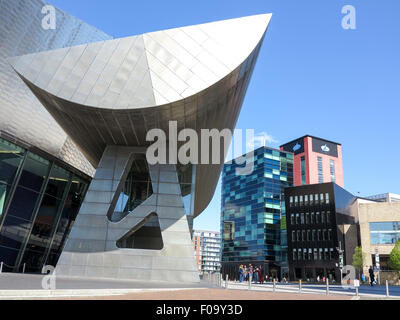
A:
0 183 11 218
301 156 306 185
313 248 318 260
310 194 313 204
326 211 330 224
299 195 303 204
306 213 310 224
328 229 332 241
315 194 319 202
0 214 30 250
325 193 330 204
311 212 315 224
321 212 326 224
317 157 323 183
292 230 296 242
316 212 320 224
296 213 300 225
370 222 400 244
312 230 316 241
290 214 294 225
0 138 26 186
305 195 308 204
301 213 304 224
317 229 322 241
297 230 300 242
302 230 305 241
330 160 335 183
46 176 88 266
307 230 310 241
6 186 41 221
293 249 297 261
45 165 70 199
18 153 50 192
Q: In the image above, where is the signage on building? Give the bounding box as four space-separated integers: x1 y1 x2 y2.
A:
281 138 304 155
311 137 338 157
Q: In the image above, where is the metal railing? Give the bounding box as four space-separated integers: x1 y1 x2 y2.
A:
217 276 393 298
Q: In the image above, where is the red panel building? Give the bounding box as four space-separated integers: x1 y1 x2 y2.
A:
280 135 343 188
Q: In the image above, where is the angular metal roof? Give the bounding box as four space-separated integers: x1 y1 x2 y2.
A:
9 13 272 216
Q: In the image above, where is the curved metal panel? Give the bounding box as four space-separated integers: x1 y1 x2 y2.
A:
10 13 272 217
0 0 112 176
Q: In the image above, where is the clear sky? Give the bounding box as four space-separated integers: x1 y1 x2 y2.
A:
50 0 400 232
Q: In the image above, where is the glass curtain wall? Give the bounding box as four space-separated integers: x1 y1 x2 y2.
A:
0 137 89 272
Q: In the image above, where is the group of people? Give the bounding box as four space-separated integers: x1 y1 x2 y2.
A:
238 264 265 283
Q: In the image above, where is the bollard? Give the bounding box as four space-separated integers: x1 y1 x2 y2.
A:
299 280 302 293
0 261 3 273
273 279 276 292
22 263 26 274
248 275 252 290
225 274 228 289
326 278 329 295
386 280 389 297
355 286 359 297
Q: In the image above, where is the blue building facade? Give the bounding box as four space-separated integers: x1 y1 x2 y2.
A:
221 146 293 280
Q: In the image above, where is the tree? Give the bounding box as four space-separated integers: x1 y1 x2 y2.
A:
388 240 400 277
352 246 366 279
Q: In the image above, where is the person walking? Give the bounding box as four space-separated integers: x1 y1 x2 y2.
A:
369 266 375 286
249 264 253 282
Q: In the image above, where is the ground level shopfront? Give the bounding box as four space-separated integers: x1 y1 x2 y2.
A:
0 134 90 273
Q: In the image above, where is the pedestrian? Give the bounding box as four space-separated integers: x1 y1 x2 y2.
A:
249 264 253 282
260 266 265 284
369 265 375 286
317 275 320 282
253 267 259 283
239 265 243 283
243 265 248 282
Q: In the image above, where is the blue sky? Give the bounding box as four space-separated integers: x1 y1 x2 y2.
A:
50 0 400 232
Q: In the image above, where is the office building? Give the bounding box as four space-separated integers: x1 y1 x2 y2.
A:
280 135 344 188
285 182 357 281
8 4 272 282
221 146 293 280
358 201 400 274
192 230 221 274
365 193 400 203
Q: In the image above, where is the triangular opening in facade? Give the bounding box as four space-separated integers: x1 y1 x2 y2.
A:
116 213 163 250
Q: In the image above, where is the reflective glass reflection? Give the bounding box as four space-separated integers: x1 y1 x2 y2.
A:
18 153 49 192
0 138 25 185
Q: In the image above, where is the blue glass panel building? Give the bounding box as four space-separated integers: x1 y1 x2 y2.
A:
221 146 293 280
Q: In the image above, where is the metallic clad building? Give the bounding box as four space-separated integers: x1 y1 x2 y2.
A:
10 12 272 282
0 0 112 272
0 0 112 176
